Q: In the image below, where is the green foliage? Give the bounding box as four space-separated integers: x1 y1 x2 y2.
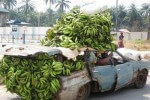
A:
41 8 115 51
55 0 71 14
19 0 35 17
0 0 17 9
0 54 85 100
109 4 149 32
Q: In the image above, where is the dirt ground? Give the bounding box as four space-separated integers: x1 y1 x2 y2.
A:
113 40 150 60
124 40 150 51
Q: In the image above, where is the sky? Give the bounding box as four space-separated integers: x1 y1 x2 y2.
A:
17 0 150 12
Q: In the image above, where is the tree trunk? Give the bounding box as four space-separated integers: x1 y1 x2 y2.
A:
49 3 53 26
61 0 64 14
147 13 150 40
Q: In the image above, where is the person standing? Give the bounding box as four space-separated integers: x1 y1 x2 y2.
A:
118 32 124 48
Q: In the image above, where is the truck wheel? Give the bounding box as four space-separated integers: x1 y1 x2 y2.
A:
134 69 148 88
77 83 91 100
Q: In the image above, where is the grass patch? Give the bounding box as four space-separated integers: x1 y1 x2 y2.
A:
124 40 150 51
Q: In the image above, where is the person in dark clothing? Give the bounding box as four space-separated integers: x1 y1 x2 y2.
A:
97 52 113 65
118 32 124 48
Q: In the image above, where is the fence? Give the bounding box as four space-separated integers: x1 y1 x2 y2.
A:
112 32 148 40
0 26 148 44
0 34 45 44
0 27 50 35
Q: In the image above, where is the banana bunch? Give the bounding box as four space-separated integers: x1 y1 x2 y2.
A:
75 60 85 71
0 55 60 100
59 35 79 49
0 53 86 100
62 59 85 76
41 7 116 51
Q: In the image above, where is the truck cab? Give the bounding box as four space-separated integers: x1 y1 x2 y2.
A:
57 50 150 100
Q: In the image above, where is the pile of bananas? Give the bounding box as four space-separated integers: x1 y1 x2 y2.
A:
0 53 85 100
41 8 116 51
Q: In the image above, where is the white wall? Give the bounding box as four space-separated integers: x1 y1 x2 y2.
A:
112 32 148 40
0 27 51 35
0 27 148 40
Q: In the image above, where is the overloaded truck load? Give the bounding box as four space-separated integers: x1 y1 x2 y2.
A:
41 8 116 51
0 45 90 100
0 8 116 100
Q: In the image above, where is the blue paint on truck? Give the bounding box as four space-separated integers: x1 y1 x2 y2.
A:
91 54 150 92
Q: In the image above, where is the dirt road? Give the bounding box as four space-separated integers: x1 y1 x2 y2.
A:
89 75 150 100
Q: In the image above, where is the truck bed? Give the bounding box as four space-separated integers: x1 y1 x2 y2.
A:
56 68 91 100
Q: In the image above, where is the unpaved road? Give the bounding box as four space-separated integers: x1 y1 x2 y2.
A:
0 75 150 100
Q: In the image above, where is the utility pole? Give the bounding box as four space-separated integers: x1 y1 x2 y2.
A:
115 0 118 32
148 13 150 40
38 12 41 27
115 0 118 39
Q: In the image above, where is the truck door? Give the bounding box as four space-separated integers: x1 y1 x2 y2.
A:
115 62 134 90
92 65 117 92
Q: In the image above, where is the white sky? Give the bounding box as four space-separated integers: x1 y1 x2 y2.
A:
17 0 150 12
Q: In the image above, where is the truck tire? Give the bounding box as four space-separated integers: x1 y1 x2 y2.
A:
134 69 148 88
77 83 91 100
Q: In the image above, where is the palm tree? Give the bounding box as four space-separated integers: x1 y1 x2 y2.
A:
44 0 56 9
117 5 127 29
19 0 34 18
109 5 127 30
109 7 116 25
140 3 150 40
44 0 57 26
3 0 17 9
125 4 142 31
56 0 70 14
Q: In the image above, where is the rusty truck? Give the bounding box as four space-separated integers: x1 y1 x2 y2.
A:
1 45 150 100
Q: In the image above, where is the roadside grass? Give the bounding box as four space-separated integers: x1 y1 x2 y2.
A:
124 40 150 51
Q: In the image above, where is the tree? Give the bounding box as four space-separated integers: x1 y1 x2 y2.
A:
117 5 127 28
109 7 116 27
140 3 150 39
125 4 143 31
44 0 57 26
109 5 127 30
9 9 18 19
44 0 56 9
3 0 17 9
56 0 70 14
19 0 34 19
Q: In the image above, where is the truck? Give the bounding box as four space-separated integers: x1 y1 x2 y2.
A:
1 44 150 100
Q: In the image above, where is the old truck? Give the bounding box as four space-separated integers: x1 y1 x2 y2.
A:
1 45 150 100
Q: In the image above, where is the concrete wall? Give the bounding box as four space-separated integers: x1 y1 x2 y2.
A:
111 32 148 40
0 27 51 35
0 27 148 40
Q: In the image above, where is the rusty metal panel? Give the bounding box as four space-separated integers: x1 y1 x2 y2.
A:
115 61 150 90
57 68 91 100
135 61 150 70
92 65 117 92
0 44 82 59
115 62 134 90
92 60 150 92
1 44 60 56
60 68 91 89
